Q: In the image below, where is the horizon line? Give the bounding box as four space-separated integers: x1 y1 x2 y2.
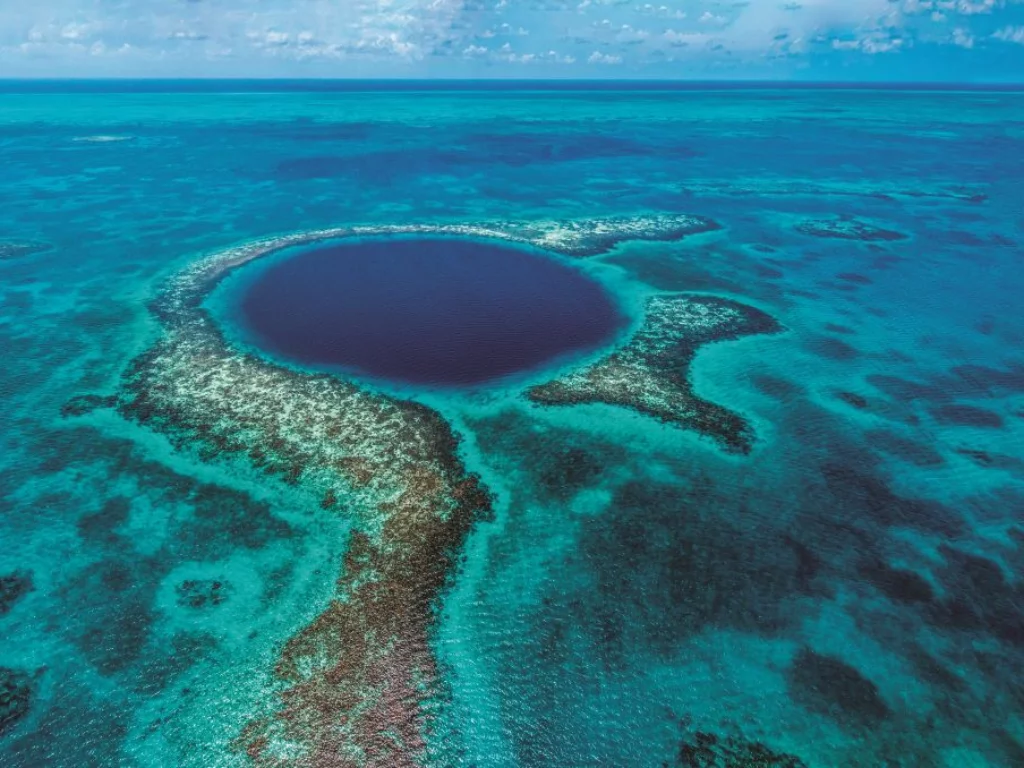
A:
1 78 1023 92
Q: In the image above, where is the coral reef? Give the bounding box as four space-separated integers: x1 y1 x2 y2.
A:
61 394 118 419
787 647 890 727
501 213 720 256
176 579 231 609
0 571 33 616
0 241 50 260
528 294 782 453
0 667 33 736
674 731 807 768
794 217 906 242
110 233 493 767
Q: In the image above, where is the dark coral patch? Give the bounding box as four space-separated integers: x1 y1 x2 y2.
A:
836 391 869 410
76 496 131 546
537 446 609 502
865 374 941 403
0 241 50 260
948 363 1024 397
469 410 626 506
803 336 858 362
929 546 1024 646
675 731 808 768
750 373 804 400
975 317 995 336
787 647 889 726
242 119 373 143
136 632 220 693
865 429 945 467
955 448 1024 475
869 254 903 271
754 264 784 280
66 560 157 676
0 667 34 736
820 462 961 536
176 579 231 609
60 394 117 418
836 272 873 286
931 404 1004 429
187 483 294 554
857 557 934 604
824 323 856 335
947 230 986 247
569 481 819 658
795 218 906 242
906 647 966 694
0 571 33 616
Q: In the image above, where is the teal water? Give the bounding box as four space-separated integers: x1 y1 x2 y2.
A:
1 85 1023 767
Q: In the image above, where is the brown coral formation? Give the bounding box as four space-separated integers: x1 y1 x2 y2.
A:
111 228 499 766
528 294 782 453
675 731 807 768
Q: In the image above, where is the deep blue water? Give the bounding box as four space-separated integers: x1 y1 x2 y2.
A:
231 237 625 387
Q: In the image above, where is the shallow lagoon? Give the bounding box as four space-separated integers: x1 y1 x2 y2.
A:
0 84 1023 767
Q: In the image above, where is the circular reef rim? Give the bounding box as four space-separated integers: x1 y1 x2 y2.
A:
204 226 655 393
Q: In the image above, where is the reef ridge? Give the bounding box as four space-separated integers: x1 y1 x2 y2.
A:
528 294 782 453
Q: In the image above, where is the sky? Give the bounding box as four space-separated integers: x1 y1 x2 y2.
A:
1 1 1024 80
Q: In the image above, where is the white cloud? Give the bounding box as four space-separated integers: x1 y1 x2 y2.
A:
993 24 1024 42
1 0 1022 75
952 26 975 46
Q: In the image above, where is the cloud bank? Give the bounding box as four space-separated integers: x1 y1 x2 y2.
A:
1 0 1023 78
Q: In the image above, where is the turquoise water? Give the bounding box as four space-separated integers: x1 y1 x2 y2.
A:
1 85 1023 767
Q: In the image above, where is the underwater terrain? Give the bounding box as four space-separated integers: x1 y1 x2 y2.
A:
1 82 1023 767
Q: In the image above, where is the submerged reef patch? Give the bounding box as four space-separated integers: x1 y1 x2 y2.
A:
675 731 808 768
787 647 890 727
505 213 721 256
0 241 50 260
176 579 231 609
0 667 34 736
86 214 719 766
0 571 33 616
528 294 782 453
795 217 906 242
60 394 118 419
931 403 1004 429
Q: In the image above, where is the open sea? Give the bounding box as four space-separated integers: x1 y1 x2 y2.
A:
1 82 1023 767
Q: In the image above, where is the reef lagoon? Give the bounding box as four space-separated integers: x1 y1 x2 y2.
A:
1 83 1023 768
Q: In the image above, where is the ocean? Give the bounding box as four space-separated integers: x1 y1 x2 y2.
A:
1 82 1022 767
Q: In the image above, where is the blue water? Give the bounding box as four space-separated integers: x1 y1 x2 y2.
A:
0 82 1022 768
226 237 625 387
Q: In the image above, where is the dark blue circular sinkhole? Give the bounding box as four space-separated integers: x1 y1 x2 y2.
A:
230 236 627 388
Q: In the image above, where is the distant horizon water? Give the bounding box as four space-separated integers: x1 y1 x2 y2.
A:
2 78 1024 93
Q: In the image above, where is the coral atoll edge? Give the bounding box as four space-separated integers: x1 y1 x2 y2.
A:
62 214 783 766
